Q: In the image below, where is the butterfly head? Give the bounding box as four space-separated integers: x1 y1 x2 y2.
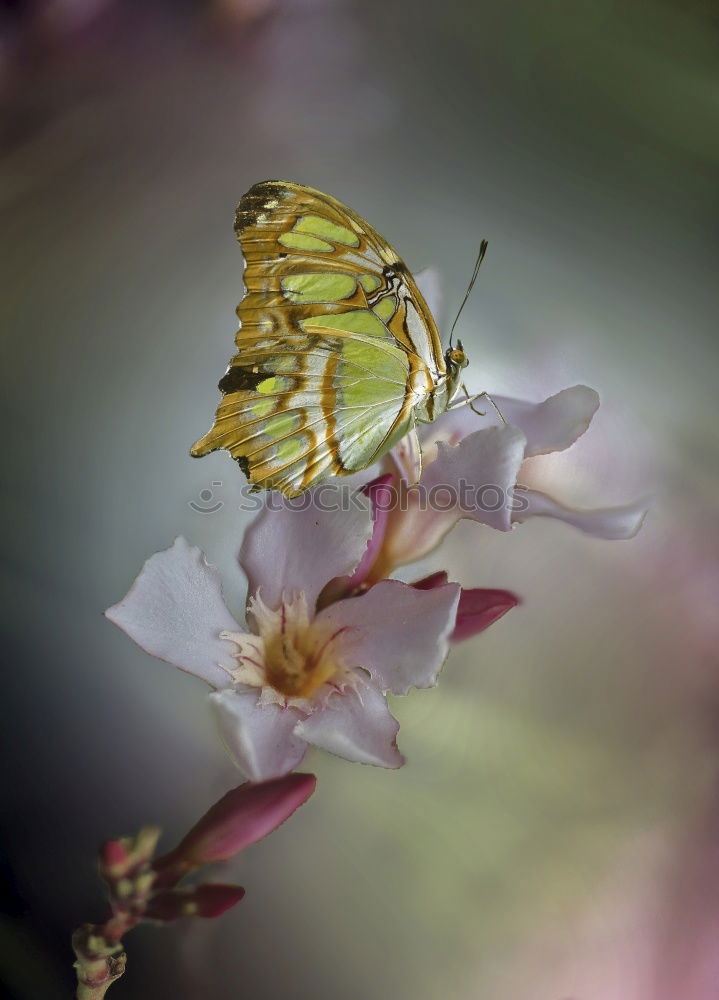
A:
443 340 469 405
446 340 469 373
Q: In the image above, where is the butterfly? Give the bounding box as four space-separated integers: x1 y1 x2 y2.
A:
190 180 474 497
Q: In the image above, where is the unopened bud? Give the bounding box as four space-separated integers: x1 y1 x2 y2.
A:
412 575 519 641
145 884 245 922
100 839 130 879
130 827 161 866
114 878 133 900
134 870 156 898
153 773 315 886
451 586 519 642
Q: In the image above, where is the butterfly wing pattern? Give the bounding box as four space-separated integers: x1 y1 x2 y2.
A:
191 180 447 497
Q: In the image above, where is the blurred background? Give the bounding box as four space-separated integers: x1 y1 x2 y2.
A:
2 0 718 996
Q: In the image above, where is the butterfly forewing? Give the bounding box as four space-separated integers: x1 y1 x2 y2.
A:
191 180 444 496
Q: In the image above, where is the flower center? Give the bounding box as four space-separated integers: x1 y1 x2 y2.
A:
251 593 347 700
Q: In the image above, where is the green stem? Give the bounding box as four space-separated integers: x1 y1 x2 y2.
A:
72 925 127 999
72 827 160 998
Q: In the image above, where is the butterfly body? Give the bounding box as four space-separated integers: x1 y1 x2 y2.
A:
191 180 469 497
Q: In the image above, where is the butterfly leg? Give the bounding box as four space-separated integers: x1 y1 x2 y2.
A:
449 384 507 424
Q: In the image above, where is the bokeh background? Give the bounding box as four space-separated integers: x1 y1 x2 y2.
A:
2 1 718 997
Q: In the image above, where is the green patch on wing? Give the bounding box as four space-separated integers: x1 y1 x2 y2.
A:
338 337 408 387
281 273 357 303
360 274 382 294
278 231 334 252
301 308 390 339
373 295 397 322
257 376 287 394
333 337 411 471
294 214 359 247
265 412 302 437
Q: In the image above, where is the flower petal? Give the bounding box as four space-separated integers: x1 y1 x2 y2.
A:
412 573 520 642
426 424 528 532
416 404 477 453
514 489 649 539
366 425 527 575
316 578 460 695
422 385 599 458
389 426 423 486
294 683 403 768
239 484 373 611
344 474 394 592
209 688 307 782
413 266 443 326
105 537 240 688
493 385 600 456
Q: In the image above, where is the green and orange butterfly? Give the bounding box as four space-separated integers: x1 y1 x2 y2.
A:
191 180 483 497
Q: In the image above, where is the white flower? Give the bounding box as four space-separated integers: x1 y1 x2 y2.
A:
106 487 460 782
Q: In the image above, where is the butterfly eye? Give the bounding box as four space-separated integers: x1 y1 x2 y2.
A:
448 347 468 368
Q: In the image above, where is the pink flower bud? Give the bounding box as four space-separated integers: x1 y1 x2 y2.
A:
188 883 247 918
412 571 449 590
413 573 519 642
100 839 130 878
146 884 246 922
153 773 316 885
452 587 519 641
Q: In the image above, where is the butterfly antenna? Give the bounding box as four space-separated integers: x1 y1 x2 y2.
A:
448 239 488 348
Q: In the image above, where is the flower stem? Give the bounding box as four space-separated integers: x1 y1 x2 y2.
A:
72 826 160 998
72 925 127 999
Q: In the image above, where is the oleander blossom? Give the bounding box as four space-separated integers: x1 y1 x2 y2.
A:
354 269 650 581
106 486 501 782
104 271 646 782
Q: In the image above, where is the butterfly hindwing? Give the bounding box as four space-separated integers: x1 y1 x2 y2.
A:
191 330 413 496
191 180 444 495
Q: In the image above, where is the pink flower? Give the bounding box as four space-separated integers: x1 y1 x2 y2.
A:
106 486 461 782
355 268 648 582
331 476 520 643
362 387 649 580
